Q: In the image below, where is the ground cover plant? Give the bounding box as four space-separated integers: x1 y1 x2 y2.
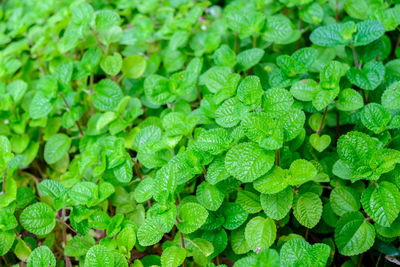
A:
1 0 400 266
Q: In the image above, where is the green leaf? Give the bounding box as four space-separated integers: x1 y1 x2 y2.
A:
310 22 355 47
361 103 391 134
122 55 147 79
137 218 164 246
95 10 120 30
346 61 385 90
381 82 400 110
0 230 14 256
72 3 94 25
20 203 56 236
225 142 275 183
361 182 400 227
117 226 136 253
100 52 122 76
334 211 375 256
27 246 56 267
260 186 293 220
134 178 154 203
225 9 265 39
253 166 289 194
293 192 322 228
194 128 233 155
353 20 385 47
65 235 94 257
237 76 263 107
280 238 330 267
161 246 186 267
236 190 261 214
213 44 236 68
236 48 264 72
263 88 294 115
309 134 331 153
44 134 71 164
215 97 249 128
85 244 115 267
29 92 53 119
222 202 248 230
335 88 364 111
330 186 360 216
290 79 320 102
244 217 276 251
93 79 124 111
241 112 283 150
263 15 294 43
289 159 317 186
177 202 208 234
196 181 225 211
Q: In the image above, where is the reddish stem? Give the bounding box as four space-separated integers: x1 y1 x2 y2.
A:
275 149 280 166
317 106 328 136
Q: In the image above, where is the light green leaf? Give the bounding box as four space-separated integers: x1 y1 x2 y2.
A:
161 246 186 267
293 192 322 228
290 79 320 102
335 88 364 111
44 134 71 165
196 181 225 211
236 48 264 72
245 217 276 251
236 190 261 214
29 92 53 119
95 10 120 30
260 186 293 220
27 246 56 267
93 79 124 111
253 166 289 194
122 55 147 79
137 218 164 246
289 159 317 186
100 52 122 76
225 142 275 183
237 76 263 106
178 202 208 234
309 134 331 153
20 203 56 236
0 230 14 256
85 244 115 267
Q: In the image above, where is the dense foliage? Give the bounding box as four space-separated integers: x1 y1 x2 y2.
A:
1 0 400 266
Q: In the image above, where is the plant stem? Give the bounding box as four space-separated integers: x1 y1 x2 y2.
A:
275 149 280 166
62 209 72 267
252 35 257 48
305 228 309 241
62 96 84 136
180 232 187 267
335 0 339 22
296 17 303 51
90 27 105 54
133 158 143 180
317 106 328 136
357 253 364 267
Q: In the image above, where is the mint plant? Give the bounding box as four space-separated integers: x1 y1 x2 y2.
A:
1 0 400 266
